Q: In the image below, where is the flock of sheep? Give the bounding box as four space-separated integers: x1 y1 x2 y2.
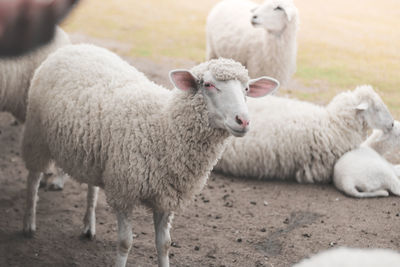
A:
1 0 400 266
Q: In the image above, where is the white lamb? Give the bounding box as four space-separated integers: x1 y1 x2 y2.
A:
333 121 400 198
294 247 400 267
0 26 70 190
206 0 298 86
21 44 279 267
215 85 394 183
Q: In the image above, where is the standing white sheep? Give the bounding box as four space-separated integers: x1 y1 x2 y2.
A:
21 44 279 267
333 121 400 198
215 85 394 183
0 26 70 190
206 0 298 86
294 247 400 267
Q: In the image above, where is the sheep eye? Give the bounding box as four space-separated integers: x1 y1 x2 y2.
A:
245 87 249 92
204 82 214 88
275 6 283 11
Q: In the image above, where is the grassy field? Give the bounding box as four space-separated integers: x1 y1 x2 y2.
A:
62 0 400 114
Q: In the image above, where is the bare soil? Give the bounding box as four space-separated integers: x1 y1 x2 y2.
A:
1 39 400 267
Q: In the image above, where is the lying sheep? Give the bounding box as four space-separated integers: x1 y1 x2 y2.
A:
294 247 400 267
333 121 400 198
206 0 298 85
21 44 279 267
0 26 70 190
215 85 394 183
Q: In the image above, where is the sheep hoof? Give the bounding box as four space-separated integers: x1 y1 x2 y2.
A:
81 229 96 240
47 182 64 191
23 228 36 238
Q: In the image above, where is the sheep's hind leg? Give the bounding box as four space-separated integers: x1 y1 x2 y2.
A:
23 171 43 237
115 212 133 267
353 189 389 198
153 211 174 267
82 184 99 240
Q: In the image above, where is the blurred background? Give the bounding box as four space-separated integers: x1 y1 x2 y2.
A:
62 0 400 114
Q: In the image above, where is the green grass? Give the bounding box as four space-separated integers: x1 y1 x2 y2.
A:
62 0 400 115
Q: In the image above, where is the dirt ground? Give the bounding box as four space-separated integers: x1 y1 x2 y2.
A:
1 38 400 267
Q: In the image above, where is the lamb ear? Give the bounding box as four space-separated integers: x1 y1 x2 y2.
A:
247 76 280 98
356 102 369 111
169 70 198 91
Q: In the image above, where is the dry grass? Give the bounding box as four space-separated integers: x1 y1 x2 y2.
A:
62 0 400 114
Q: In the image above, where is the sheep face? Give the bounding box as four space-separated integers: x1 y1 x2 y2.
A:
169 69 278 137
354 87 394 133
251 0 297 34
378 120 400 147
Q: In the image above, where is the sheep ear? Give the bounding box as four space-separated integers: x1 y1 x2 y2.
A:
247 77 280 98
250 6 259 13
169 70 198 91
356 102 369 111
283 6 297 22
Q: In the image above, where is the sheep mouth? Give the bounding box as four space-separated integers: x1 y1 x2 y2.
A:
226 125 248 137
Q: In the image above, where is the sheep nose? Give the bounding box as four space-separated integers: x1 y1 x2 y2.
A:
235 115 249 128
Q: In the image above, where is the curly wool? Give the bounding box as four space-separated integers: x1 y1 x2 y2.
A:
215 86 387 183
0 27 70 122
191 58 249 84
22 44 234 213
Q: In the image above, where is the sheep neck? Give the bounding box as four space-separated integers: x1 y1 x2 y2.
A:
162 89 230 199
327 99 368 147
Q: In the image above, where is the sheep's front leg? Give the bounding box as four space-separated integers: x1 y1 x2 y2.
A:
153 211 174 267
82 185 99 240
23 171 42 237
115 212 133 267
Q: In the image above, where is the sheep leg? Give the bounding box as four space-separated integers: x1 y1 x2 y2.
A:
115 212 133 267
23 171 42 237
348 188 389 198
82 185 99 240
153 211 173 267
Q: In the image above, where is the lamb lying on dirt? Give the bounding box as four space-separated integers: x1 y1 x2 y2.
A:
334 120 400 198
215 85 394 183
21 44 279 267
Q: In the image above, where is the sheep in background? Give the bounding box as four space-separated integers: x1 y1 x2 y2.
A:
294 247 400 267
333 121 400 198
215 85 394 183
21 44 279 267
206 0 298 86
0 26 70 190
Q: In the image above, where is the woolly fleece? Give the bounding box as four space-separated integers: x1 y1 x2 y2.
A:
0 27 70 122
215 86 391 183
22 44 247 214
206 0 298 85
294 247 400 267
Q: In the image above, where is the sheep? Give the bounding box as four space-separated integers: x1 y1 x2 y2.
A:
0 26 70 122
206 0 298 86
21 44 279 267
0 26 70 190
333 121 400 198
294 247 400 267
214 85 394 183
